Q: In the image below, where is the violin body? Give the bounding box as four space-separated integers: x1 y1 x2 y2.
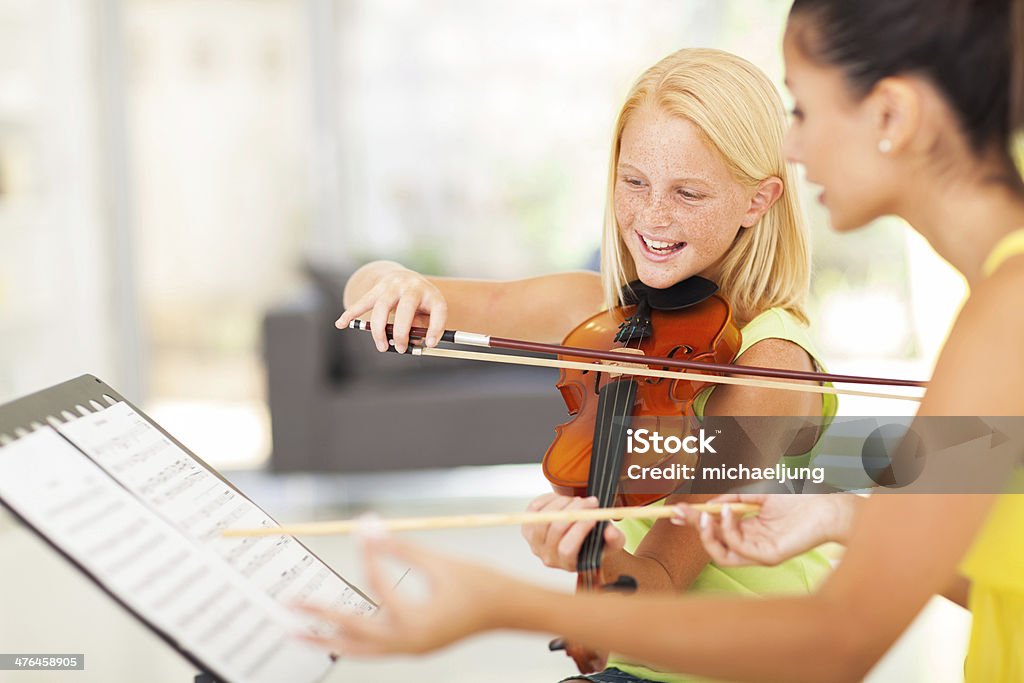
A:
542 284 740 674
542 294 741 508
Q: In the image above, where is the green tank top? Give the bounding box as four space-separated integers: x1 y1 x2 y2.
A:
605 307 838 683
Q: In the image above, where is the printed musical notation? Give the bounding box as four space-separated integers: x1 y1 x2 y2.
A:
57 402 375 618
0 428 332 683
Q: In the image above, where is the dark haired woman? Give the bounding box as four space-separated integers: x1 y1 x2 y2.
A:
301 1 1024 679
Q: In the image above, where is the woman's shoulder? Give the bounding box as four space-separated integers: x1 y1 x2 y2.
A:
976 254 1024 307
921 261 1024 415
962 257 1024 340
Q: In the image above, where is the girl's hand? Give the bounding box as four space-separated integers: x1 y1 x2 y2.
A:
296 535 520 656
521 493 626 572
337 262 448 354
672 493 860 567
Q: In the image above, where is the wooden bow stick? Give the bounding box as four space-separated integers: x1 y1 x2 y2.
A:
223 502 760 538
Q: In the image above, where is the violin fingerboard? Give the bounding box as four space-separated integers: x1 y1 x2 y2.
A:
577 377 637 574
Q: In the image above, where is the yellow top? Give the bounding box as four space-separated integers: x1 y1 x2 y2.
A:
605 308 837 683
958 228 1024 682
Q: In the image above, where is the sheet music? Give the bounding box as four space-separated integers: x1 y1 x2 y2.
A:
57 401 375 619
0 428 332 683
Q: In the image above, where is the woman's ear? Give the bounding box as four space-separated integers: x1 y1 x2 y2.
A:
868 76 923 153
741 176 784 228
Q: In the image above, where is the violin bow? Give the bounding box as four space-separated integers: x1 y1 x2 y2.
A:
346 320 927 402
223 502 759 538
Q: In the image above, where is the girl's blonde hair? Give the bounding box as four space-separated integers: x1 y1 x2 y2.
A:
600 48 810 325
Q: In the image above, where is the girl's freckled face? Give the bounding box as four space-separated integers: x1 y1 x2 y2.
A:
615 104 754 289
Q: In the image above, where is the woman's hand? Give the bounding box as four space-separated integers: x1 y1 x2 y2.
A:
672 493 861 567
296 534 524 656
521 493 626 572
337 261 448 353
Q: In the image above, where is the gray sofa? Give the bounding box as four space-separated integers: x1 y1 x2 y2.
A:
262 278 568 472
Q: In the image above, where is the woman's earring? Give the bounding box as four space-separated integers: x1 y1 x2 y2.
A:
878 138 893 153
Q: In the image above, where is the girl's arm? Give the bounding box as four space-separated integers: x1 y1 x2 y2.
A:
339 259 604 351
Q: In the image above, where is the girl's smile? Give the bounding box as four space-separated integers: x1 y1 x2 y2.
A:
635 230 688 261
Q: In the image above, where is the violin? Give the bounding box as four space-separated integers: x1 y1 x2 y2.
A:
539 276 739 673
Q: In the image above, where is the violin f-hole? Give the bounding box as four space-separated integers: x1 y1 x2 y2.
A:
558 384 585 415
